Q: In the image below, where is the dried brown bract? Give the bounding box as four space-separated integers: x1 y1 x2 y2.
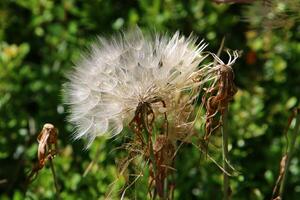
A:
203 50 239 141
37 123 58 168
28 123 58 181
128 97 173 198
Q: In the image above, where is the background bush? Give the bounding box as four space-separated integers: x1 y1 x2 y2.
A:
0 0 300 199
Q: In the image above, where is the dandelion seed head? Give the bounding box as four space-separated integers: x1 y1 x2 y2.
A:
63 27 208 146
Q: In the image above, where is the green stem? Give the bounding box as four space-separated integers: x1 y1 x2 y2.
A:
164 175 168 200
49 159 60 200
222 108 230 200
279 111 300 198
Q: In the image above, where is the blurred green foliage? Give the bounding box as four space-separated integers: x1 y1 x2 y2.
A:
1 0 300 199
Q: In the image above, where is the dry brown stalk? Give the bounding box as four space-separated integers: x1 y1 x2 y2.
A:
272 108 300 200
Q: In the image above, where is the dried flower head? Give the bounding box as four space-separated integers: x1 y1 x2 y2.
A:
243 0 300 30
63 27 209 146
203 50 239 140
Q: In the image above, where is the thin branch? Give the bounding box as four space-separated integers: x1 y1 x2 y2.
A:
279 109 300 198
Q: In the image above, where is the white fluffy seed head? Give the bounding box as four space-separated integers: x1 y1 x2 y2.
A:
63 27 208 147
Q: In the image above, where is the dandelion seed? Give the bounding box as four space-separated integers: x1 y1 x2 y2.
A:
63 27 209 147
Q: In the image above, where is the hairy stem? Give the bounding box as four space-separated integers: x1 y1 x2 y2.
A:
279 110 300 198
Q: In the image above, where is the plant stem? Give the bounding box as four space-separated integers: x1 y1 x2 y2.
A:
164 175 168 200
140 105 160 199
222 108 230 200
49 159 60 200
216 36 230 200
141 109 157 177
279 110 300 198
